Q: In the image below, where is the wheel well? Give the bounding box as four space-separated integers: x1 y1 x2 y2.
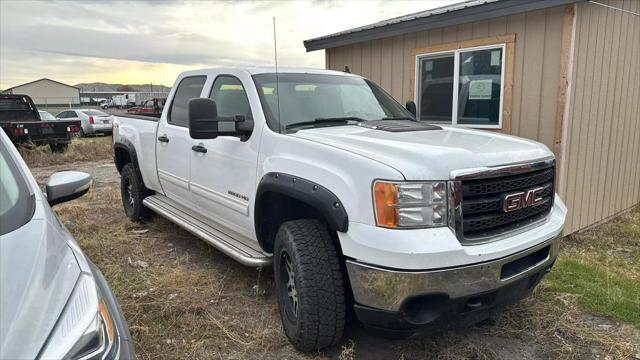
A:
114 146 131 173
256 192 342 254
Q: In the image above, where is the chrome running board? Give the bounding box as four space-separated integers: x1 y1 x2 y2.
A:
143 194 271 267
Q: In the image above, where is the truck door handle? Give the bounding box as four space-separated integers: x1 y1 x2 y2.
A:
157 135 169 143
191 144 207 153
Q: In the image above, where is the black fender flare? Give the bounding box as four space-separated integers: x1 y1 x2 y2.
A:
254 172 349 236
113 139 141 176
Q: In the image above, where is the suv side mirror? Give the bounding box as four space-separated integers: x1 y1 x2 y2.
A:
188 98 254 141
405 100 417 117
46 171 92 206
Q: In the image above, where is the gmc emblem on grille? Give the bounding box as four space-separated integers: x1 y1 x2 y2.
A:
503 187 546 212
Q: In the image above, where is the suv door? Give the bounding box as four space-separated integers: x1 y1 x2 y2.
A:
189 74 260 240
156 75 207 207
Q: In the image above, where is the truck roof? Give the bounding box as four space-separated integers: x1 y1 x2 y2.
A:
179 66 360 77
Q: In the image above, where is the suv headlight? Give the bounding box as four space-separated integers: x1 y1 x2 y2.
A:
373 181 448 228
38 274 118 360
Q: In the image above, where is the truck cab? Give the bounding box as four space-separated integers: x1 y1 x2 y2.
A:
113 67 567 352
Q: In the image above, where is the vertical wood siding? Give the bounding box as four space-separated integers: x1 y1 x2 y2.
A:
326 6 566 152
561 0 640 233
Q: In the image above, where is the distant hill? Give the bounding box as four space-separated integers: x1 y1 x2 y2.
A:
75 82 171 93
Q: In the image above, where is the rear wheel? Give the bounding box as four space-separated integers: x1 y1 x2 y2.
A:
121 163 150 221
49 143 68 153
273 219 346 352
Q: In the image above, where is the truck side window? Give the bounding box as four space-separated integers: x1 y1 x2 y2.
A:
168 76 207 127
208 76 253 132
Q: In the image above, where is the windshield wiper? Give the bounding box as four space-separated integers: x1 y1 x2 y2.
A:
285 117 366 130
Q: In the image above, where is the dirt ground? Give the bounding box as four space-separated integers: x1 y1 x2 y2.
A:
30 155 640 360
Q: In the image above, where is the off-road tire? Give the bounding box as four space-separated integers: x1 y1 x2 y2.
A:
273 219 346 352
121 163 150 221
49 143 68 153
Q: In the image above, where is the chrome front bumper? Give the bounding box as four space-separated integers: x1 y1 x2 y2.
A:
346 236 560 312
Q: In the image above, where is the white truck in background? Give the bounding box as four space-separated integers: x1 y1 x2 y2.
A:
112 67 567 351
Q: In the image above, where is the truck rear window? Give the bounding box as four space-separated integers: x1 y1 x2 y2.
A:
0 97 34 111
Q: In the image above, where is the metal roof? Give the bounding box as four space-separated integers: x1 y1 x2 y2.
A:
304 0 580 51
2 78 79 93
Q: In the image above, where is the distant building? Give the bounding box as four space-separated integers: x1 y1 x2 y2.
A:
2 78 80 106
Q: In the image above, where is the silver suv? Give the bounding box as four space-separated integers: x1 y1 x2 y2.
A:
0 130 134 359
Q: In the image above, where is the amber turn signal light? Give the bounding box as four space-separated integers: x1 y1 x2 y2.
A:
374 182 398 228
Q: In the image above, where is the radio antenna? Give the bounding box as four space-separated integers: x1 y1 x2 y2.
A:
273 17 282 132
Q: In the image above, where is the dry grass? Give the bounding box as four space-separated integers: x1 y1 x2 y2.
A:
33 153 639 359
18 135 112 167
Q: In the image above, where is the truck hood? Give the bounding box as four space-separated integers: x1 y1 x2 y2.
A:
291 124 553 180
0 215 80 359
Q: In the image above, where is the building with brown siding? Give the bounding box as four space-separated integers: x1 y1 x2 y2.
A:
304 0 640 234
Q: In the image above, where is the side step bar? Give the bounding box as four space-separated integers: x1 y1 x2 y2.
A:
143 195 272 267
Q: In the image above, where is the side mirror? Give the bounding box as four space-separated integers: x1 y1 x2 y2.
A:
46 171 92 206
405 100 417 117
188 98 254 141
188 98 219 139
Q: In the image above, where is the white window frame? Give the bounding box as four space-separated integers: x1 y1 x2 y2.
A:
414 43 506 129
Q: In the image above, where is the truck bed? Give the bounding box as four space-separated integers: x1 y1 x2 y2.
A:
113 115 161 192
1 120 81 145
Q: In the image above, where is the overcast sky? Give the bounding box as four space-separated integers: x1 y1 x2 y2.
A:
0 0 460 89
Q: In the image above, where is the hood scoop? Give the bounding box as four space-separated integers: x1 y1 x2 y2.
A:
358 120 441 132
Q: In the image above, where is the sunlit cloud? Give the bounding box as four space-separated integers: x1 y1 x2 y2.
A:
1 0 459 89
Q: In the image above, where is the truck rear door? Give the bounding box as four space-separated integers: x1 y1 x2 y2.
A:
156 75 207 208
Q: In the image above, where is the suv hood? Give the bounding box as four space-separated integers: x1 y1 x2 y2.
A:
0 213 80 359
291 124 553 180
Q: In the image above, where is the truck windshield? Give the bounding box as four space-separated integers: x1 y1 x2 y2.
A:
253 73 414 132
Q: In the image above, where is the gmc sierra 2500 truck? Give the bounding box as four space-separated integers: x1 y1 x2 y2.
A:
113 67 567 352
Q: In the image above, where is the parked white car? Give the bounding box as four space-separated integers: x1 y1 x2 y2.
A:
57 109 113 137
112 67 567 352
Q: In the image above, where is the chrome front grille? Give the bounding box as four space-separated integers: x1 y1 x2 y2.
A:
449 158 556 244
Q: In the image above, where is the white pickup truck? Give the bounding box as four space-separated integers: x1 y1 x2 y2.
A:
113 67 567 351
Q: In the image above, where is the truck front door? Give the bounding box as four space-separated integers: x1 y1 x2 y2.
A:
156 75 207 207
189 73 261 240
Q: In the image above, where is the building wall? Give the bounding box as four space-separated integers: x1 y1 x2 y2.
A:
10 79 80 106
559 0 640 233
325 5 566 152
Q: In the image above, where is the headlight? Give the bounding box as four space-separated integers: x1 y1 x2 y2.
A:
373 181 448 228
38 274 119 360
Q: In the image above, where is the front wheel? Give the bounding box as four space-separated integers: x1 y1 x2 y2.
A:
121 163 150 221
274 219 346 352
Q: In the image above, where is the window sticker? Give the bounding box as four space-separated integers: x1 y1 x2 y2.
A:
491 50 501 66
468 79 492 100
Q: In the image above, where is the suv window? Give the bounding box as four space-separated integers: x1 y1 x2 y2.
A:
0 141 34 235
209 76 253 132
169 76 207 127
